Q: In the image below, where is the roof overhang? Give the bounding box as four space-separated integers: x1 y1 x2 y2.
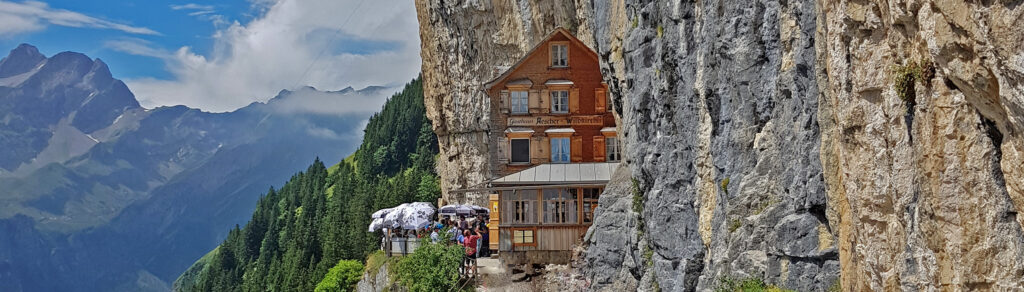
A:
483 27 601 92
490 162 620 186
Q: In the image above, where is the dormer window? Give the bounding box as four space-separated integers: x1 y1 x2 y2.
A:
551 44 568 67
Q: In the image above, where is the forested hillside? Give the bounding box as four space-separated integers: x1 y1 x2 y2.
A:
176 77 439 291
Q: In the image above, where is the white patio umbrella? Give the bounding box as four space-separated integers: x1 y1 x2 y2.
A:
384 202 436 230
438 204 474 216
368 218 385 232
371 207 394 219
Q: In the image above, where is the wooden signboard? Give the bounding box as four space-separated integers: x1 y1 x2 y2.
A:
507 115 604 127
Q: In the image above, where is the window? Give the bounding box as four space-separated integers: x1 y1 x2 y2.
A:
551 90 568 113
510 138 530 163
513 229 535 245
510 90 528 113
582 188 601 223
551 44 567 67
606 137 621 162
550 137 570 163
543 188 578 224
502 190 537 224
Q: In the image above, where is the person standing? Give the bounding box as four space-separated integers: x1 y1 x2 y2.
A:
463 229 481 277
477 215 489 257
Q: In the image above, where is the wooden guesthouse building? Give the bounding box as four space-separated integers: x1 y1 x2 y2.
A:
475 28 621 265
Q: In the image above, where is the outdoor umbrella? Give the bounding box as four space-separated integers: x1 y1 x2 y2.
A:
385 202 436 230
371 207 394 219
368 218 385 232
471 205 489 215
438 204 474 216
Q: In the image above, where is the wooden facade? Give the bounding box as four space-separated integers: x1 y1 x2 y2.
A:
485 28 618 178
481 28 618 266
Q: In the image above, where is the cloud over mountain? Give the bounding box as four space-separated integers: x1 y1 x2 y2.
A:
123 0 420 112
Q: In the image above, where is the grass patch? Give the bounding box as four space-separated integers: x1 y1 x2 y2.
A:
715 277 794 292
728 218 742 233
720 178 730 195
753 198 780 215
643 245 654 267
364 250 390 276
657 25 664 38
827 279 841 292
632 178 644 215
632 17 639 28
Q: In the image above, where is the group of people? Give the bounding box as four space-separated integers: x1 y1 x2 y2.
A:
427 214 490 277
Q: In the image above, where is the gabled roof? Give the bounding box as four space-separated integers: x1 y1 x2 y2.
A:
483 27 599 91
490 162 619 185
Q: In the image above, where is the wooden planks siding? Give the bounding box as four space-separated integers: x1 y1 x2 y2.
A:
499 226 588 252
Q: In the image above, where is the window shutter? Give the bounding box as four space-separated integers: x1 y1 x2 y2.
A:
529 90 541 113
569 88 580 114
533 136 550 164
595 88 606 113
500 90 510 113
571 136 583 162
593 136 606 162
540 89 550 113
498 136 510 164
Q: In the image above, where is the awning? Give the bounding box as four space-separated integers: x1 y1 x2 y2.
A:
490 162 620 185
505 127 535 133
544 79 574 86
600 127 617 133
544 128 575 133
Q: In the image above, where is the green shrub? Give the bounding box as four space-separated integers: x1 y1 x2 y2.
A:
392 241 464 292
315 259 364 292
715 277 794 292
720 178 730 195
892 62 922 103
728 219 741 233
632 17 639 28
657 25 664 38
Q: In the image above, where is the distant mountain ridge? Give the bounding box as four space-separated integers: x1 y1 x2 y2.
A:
0 44 393 292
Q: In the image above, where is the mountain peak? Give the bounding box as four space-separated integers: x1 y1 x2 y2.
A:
0 43 46 78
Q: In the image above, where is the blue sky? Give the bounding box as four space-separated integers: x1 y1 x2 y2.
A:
0 0 421 112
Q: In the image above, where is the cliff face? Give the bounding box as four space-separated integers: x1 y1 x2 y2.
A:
585 0 836 290
817 0 1024 289
416 0 1024 290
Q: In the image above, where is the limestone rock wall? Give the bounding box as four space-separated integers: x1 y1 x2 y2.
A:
816 0 1024 289
585 0 837 290
416 0 1024 290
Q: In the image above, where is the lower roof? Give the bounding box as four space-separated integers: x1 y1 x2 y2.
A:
491 162 620 185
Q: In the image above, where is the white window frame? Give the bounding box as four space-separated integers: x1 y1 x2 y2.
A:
551 137 570 163
551 90 568 113
510 90 529 113
551 44 568 67
606 137 621 162
509 138 530 164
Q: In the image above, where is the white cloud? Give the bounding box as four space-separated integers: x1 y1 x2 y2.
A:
0 1 158 37
127 0 420 112
169 3 215 11
104 38 172 59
